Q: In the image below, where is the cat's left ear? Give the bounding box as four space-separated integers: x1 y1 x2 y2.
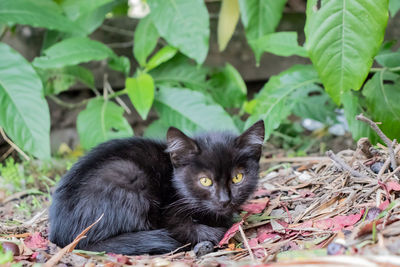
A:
166 127 199 165
235 120 265 159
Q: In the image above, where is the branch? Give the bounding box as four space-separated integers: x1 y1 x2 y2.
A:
356 114 397 169
0 127 30 161
326 150 363 177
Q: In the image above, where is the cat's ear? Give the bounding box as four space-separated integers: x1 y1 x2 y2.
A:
235 120 265 158
166 127 199 165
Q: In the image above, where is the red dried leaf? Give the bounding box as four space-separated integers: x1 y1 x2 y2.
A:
257 233 280 243
379 200 390 210
387 181 400 192
292 220 313 229
241 197 269 214
252 189 270 198
218 220 244 246
314 218 334 230
24 232 48 250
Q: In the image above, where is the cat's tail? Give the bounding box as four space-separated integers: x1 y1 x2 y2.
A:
82 229 182 255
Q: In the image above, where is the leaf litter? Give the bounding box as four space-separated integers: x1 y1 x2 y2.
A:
1 115 400 266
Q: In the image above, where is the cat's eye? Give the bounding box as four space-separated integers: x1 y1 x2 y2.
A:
232 173 244 184
199 177 213 187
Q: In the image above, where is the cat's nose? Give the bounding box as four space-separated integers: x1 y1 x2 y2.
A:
218 190 230 207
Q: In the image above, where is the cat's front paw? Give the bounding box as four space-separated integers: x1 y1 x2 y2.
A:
193 241 214 257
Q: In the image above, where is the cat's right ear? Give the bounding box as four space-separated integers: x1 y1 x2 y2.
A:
166 127 199 165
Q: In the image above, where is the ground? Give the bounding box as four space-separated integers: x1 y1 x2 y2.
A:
1 135 400 266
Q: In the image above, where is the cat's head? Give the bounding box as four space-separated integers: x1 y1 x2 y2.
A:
166 121 265 216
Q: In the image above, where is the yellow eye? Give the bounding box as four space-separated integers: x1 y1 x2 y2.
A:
199 177 213 187
232 173 244 184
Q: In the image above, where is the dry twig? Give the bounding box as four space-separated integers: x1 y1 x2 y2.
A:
0 127 30 161
326 150 363 177
356 114 397 169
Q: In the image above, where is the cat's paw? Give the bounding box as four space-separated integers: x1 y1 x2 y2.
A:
193 241 214 257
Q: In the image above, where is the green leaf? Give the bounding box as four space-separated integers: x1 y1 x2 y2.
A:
0 43 50 159
108 56 131 76
125 73 155 120
73 1 121 35
143 119 169 139
389 0 400 17
155 87 239 134
134 16 159 67
291 85 337 124
145 46 178 72
375 48 400 68
341 91 377 143
239 0 287 55
77 98 133 150
33 37 115 69
245 65 320 140
0 0 82 34
305 0 389 104
61 0 114 20
218 0 240 51
207 63 247 108
37 66 94 95
362 71 400 141
249 32 308 64
148 0 210 64
150 54 208 90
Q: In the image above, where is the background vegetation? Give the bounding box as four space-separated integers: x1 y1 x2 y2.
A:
0 0 399 159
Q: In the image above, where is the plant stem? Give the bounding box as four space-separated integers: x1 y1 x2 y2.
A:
108 89 127 99
0 127 30 161
49 95 90 109
370 66 400 73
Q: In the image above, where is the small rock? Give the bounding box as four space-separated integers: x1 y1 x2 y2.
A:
371 162 384 174
193 241 214 257
2 242 20 256
327 242 346 255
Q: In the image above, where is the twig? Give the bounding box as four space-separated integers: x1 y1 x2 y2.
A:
0 127 30 161
0 146 14 161
165 243 191 256
260 156 330 163
44 214 104 267
238 225 255 262
326 150 362 177
356 114 397 169
100 24 134 37
49 95 90 109
104 75 131 114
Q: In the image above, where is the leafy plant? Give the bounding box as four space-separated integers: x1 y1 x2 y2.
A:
0 0 398 159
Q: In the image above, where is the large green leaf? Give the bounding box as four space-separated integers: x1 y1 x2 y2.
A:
239 0 287 55
245 65 320 140
207 63 247 108
249 32 308 65
0 43 50 159
155 87 239 134
0 0 82 34
125 73 155 120
305 0 389 104
77 98 133 150
33 37 115 69
148 0 210 64
143 119 169 139
134 16 159 67
362 71 400 141
61 0 114 20
37 66 95 96
150 54 208 90
341 91 377 143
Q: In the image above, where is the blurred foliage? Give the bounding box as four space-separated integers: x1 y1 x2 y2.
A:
0 0 398 158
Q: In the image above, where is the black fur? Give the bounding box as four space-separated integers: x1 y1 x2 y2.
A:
49 121 265 255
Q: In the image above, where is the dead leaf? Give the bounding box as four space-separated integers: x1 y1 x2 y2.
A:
24 232 48 250
218 220 244 246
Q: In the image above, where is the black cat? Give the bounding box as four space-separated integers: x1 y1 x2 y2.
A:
49 120 265 255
